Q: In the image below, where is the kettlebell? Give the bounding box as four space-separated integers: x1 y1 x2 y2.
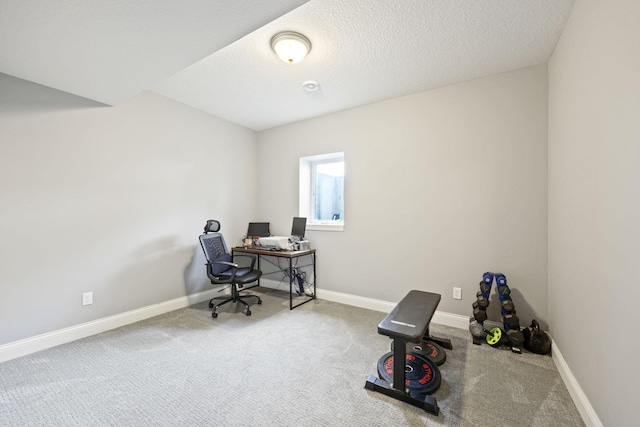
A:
523 319 551 355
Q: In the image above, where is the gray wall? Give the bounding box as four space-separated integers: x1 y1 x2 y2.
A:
258 65 549 327
548 0 639 425
0 74 259 345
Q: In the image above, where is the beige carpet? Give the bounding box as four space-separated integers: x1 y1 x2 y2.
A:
0 288 584 426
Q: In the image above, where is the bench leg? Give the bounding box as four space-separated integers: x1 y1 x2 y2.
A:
365 337 440 416
424 327 453 350
392 338 407 392
365 375 439 415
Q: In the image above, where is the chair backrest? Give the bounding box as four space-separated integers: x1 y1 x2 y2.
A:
199 221 232 275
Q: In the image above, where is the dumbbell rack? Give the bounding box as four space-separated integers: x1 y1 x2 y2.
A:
470 272 523 354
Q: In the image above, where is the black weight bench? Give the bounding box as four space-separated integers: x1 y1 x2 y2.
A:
365 290 453 415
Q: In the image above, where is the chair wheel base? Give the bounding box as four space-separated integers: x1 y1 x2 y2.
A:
208 293 260 319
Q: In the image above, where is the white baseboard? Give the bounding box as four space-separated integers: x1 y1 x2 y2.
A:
0 289 218 363
0 286 601 427
551 339 603 427
317 288 396 312
317 288 471 329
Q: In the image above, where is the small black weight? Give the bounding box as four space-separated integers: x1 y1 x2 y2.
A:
498 285 511 297
479 281 491 295
503 313 520 329
473 306 488 322
476 295 489 308
391 340 446 366
506 329 525 346
501 298 515 313
377 351 441 395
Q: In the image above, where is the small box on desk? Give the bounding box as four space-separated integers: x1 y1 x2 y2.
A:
297 240 310 251
257 236 289 249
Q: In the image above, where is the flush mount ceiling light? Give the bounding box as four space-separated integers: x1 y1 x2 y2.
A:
270 31 311 64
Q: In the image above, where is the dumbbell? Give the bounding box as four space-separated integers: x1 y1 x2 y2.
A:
475 295 489 308
506 328 525 346
473 306 488 322
495 274 507 287
501 298 515 313
479 281 491 296
482 272 494 285
503 313 520 329
472 299 488 312
498 285 511 297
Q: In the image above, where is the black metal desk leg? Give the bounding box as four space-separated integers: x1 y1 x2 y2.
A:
257 254 261 287
289 257 293 310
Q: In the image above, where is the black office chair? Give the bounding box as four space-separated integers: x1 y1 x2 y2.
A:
199 220 262 318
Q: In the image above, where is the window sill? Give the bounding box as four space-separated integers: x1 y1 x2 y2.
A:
306 223 344 232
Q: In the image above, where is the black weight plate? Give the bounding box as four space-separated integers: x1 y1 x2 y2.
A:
377 352 441 395
423 341 446 366
390 340 446 366
469 320 486 339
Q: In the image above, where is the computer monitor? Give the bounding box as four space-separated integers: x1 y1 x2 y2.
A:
291 217 307 240
247 222 270 238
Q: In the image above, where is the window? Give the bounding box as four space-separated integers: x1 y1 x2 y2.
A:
299 152 344 231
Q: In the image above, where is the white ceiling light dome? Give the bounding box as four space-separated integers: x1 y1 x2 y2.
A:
271 31 311 64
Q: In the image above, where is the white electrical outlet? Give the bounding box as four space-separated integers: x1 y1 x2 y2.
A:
82 292 93 306
453 287 462 300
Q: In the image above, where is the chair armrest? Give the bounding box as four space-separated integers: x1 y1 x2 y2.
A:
209 261 239 268
232 254 257 270
205 261 239 282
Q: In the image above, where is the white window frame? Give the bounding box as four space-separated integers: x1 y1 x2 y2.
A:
299 152 344 232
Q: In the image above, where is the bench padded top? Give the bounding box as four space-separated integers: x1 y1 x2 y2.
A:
378 290 441 342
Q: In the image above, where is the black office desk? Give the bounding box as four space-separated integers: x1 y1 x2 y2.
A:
232 247 316 309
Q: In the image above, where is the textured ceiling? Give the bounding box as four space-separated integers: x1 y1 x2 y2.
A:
1 0 575 131
152 0 576 130
0 0 308 105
